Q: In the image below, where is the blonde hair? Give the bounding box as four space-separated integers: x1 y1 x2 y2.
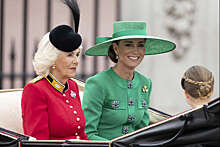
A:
33 32 62 76
181 65 214 100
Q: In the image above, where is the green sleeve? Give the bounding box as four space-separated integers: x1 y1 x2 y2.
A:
135 79 152 130
82 77 109 141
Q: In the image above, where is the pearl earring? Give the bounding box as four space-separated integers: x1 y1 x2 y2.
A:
115 54 118 59
52 65 56 69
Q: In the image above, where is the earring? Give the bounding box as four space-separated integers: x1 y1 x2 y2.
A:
52 65 56 69
115 54 118 59
115 51 118 59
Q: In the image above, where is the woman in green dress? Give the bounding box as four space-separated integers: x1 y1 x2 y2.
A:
82 21 176 141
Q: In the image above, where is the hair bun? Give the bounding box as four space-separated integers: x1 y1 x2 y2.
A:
199 83 211 97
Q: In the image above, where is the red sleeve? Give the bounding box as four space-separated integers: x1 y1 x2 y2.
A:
21 83 49 140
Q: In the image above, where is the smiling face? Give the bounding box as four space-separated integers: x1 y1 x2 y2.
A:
113 38 146 70
51 48 80 83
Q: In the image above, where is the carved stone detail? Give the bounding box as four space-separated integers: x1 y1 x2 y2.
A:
164 0 196 60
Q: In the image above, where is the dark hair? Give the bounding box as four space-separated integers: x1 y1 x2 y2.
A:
108 41 119 63
181 65 214 99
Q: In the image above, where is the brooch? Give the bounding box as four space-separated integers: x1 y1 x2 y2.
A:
70 90 76 98
142 100 147 107
142 85 148 93
112 101 119 109
128 98 134 106
127 81 133 89
122 127 129 134
128 114 135 122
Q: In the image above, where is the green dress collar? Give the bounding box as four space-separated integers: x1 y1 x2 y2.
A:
109 67 139 89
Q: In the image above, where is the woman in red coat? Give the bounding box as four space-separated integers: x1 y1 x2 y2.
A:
21 0 88 140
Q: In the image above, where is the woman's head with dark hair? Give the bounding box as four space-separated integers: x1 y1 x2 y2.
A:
108 39 146 72
181 65 214 108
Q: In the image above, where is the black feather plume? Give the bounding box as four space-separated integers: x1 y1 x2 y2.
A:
64 0 80 33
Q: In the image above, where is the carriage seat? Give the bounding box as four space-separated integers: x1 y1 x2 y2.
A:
0 79 168 135
0 89 24 134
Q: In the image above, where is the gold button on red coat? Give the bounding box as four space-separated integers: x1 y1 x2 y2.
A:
75 132 78 136
76 136 80 139
63 94 66 97
69 106 73 109
77 126 81 129
66 100 69 103
76 117 80 121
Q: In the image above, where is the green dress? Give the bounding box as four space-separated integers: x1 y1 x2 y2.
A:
82 68 152 141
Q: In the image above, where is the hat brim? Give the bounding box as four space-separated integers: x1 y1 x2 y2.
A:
85 35 176 56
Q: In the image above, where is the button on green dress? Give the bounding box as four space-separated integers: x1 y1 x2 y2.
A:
82 68 152 141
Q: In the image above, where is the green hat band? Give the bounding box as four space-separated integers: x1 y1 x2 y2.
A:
112 30 147 38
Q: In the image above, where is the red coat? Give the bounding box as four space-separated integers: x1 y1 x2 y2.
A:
21 78 88 140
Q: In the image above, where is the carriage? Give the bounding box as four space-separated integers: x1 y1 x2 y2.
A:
0 79 219 147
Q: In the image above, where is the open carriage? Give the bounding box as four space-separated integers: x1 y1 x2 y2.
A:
0 79 219 147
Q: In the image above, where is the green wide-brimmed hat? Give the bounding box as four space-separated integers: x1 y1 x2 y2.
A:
85 21 176 56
